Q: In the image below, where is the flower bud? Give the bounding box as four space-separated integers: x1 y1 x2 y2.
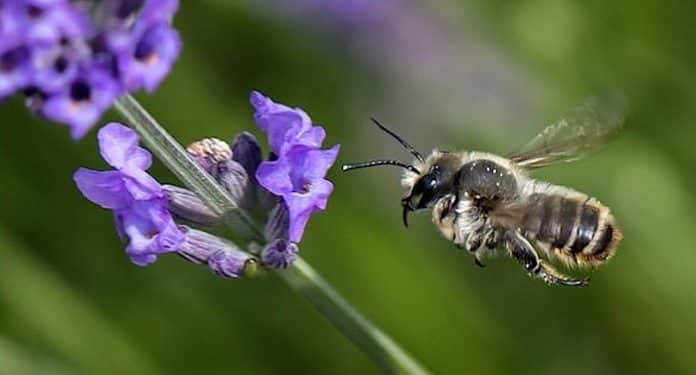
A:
212 159 253 208
177 227 255 278
186 138 232 173
208 249 256 279
177 227 234 264
261 239 298 269
265 202 289 241
231 131 262 180
163 185 221 226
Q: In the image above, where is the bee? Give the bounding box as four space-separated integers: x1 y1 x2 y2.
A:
342 96 625 287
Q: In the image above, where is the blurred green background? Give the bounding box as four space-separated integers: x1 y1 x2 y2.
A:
2 1 696 374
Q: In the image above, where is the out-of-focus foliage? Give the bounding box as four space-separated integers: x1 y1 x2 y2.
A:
1 1 695 374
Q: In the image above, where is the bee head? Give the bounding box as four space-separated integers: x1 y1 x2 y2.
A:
401 154 460 227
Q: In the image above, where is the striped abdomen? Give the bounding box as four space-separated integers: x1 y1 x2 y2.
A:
521 193 621 268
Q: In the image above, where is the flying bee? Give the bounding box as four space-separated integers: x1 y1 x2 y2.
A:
342 96 626 287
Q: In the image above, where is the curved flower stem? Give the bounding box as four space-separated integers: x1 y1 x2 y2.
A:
113 94 432 375
280 258 431 375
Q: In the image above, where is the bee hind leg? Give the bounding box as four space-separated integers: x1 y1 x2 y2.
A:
504 230 589 287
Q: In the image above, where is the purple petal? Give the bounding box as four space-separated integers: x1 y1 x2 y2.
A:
120 198 185 265
19 1 91 44
98 122 153 170
138 0 179 24
41 67 121 139
256 157 293 196
0 46 32 97
288 145 340 183
250 91 321 155
119 23 181 92
73 168 130 209
122 168 163 200
30 43 83 94
284 179 334 242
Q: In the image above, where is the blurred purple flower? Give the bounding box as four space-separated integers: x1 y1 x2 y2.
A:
0 46 32 97
74 122 185 265
0 0 181 139
41 65 121 139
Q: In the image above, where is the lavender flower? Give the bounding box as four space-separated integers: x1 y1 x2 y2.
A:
257 145 339 242
74 91 338 273
251 91 339 243
0 0 181 139
74 122 185 265
250 91 326 157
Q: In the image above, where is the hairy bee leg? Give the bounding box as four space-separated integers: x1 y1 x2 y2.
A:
504 231 589 287
537 261 590 287
483 229 500 249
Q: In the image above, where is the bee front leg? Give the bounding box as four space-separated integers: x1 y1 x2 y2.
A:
504 230 589 287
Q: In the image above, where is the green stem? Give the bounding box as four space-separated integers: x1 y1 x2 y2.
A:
113 94 432 375
279 258 431 375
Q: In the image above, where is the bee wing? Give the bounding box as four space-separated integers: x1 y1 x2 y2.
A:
506 94 627 170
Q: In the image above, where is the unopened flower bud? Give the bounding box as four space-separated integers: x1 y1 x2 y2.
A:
177 227 233 264
177 227 255 278
231 132 262 180
212 160 253 208
261 239 298 269
186 138 232 173
163 185 221 226
209 249 256 279
265 202 289 241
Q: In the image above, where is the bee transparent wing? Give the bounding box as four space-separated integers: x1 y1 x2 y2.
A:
507 95 627 170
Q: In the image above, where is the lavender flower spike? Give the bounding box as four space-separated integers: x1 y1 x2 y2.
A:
74 122 185 265
0 0 182 139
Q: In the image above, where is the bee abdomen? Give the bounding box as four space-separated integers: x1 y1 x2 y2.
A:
522 193 621 268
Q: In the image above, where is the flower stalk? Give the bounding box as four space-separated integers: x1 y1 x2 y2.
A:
113 94 432 375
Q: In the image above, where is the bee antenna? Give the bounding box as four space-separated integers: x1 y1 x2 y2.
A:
370 117 425 163
342 159 421 175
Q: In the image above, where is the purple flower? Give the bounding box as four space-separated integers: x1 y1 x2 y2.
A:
42 65 121 139
0 46 32 97
0 0 182 139
251 91 340 244
74 122 185 265
257 146 339 242
16 0 91 44
112 21 181 92
250 91 326 157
